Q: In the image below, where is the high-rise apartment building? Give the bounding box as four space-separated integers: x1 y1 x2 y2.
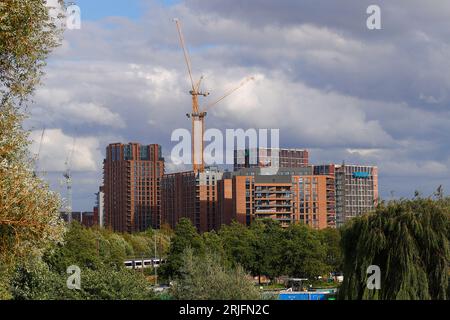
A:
161 167 223 232
161 171 196 230
314 164 378 227
217 177 234 226
234 148 309 171
218 167 335 229
99 140 377 232
103 143 164 233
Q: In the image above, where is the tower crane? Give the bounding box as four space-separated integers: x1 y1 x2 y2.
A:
63 136 76 223
33 127 46 177
174 18 254 173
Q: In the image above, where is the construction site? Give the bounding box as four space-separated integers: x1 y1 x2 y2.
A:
93 19 379 234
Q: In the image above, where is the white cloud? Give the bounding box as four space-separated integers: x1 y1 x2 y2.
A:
382 160 448 177
30 129 101 172
346 148 382 156
34 88 125 128
213 72 394 148
27 1 450 209
64 102 126 128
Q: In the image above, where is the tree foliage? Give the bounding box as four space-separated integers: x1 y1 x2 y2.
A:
10 260 155 300
0 0 63 101
283 223 330 279
162 218 339 287
171 248 260 300
219 221 256 272
11 223 167 300
249 220 286 281
65 266 155 300
44 222 169 272
339 198 450 300
319 227 343 273
0 1 65 299
162 218 205 278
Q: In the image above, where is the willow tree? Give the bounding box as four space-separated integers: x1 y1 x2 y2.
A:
339 198 450 300
0 0 65 299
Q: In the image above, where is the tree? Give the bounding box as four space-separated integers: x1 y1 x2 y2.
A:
319 228 343 273
202 230 228 266
10 262 155 300
102 232 132 266
249 220 285 283
0 0 63 102
123 233 151 257
9 260 64 300
13 223 161 300
0 0 65 299
65 266 155 300
44 222 103 273
283 224 329 279
339 198 450 300
161 218 204 278
127 229 171 260
219 221 256 274
171 248 260 300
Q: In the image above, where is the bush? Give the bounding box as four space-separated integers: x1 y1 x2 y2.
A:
171 248 260 300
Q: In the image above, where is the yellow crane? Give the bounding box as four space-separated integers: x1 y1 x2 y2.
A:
174 18 254 173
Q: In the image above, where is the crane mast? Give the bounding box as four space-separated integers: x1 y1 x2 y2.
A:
174 19 254 173
33 127 46 177
63 136 76 223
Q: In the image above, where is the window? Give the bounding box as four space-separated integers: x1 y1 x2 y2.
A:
124 145 132 160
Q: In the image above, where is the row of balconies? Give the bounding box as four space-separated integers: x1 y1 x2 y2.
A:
255 201 291 206
255 187 291 192
254 208 293 213
253 196 292 201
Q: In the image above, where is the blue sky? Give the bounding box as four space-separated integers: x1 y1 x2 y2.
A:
74 0 180 20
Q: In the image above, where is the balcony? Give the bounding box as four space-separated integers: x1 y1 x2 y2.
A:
255 195 292 200
255 202 292 208
255 190 291 194
255 209 292 214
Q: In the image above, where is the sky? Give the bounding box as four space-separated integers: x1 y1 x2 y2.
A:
30 0 450 211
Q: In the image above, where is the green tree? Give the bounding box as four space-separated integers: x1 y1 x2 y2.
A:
102 232 132 266
10 262 155 300
123 233 151 257
171 248 260 300
66 266 155 300
339 198 450 300
249 220 285 283
10 260 64 300
219 221 256 273
202 230 228 265
319 227 343 273
44 222 103 273
283 224 329 279
123 229 171 260
162 218 204 278
0 0 63 101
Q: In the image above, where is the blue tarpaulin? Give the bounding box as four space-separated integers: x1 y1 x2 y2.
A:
279 292 328 300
